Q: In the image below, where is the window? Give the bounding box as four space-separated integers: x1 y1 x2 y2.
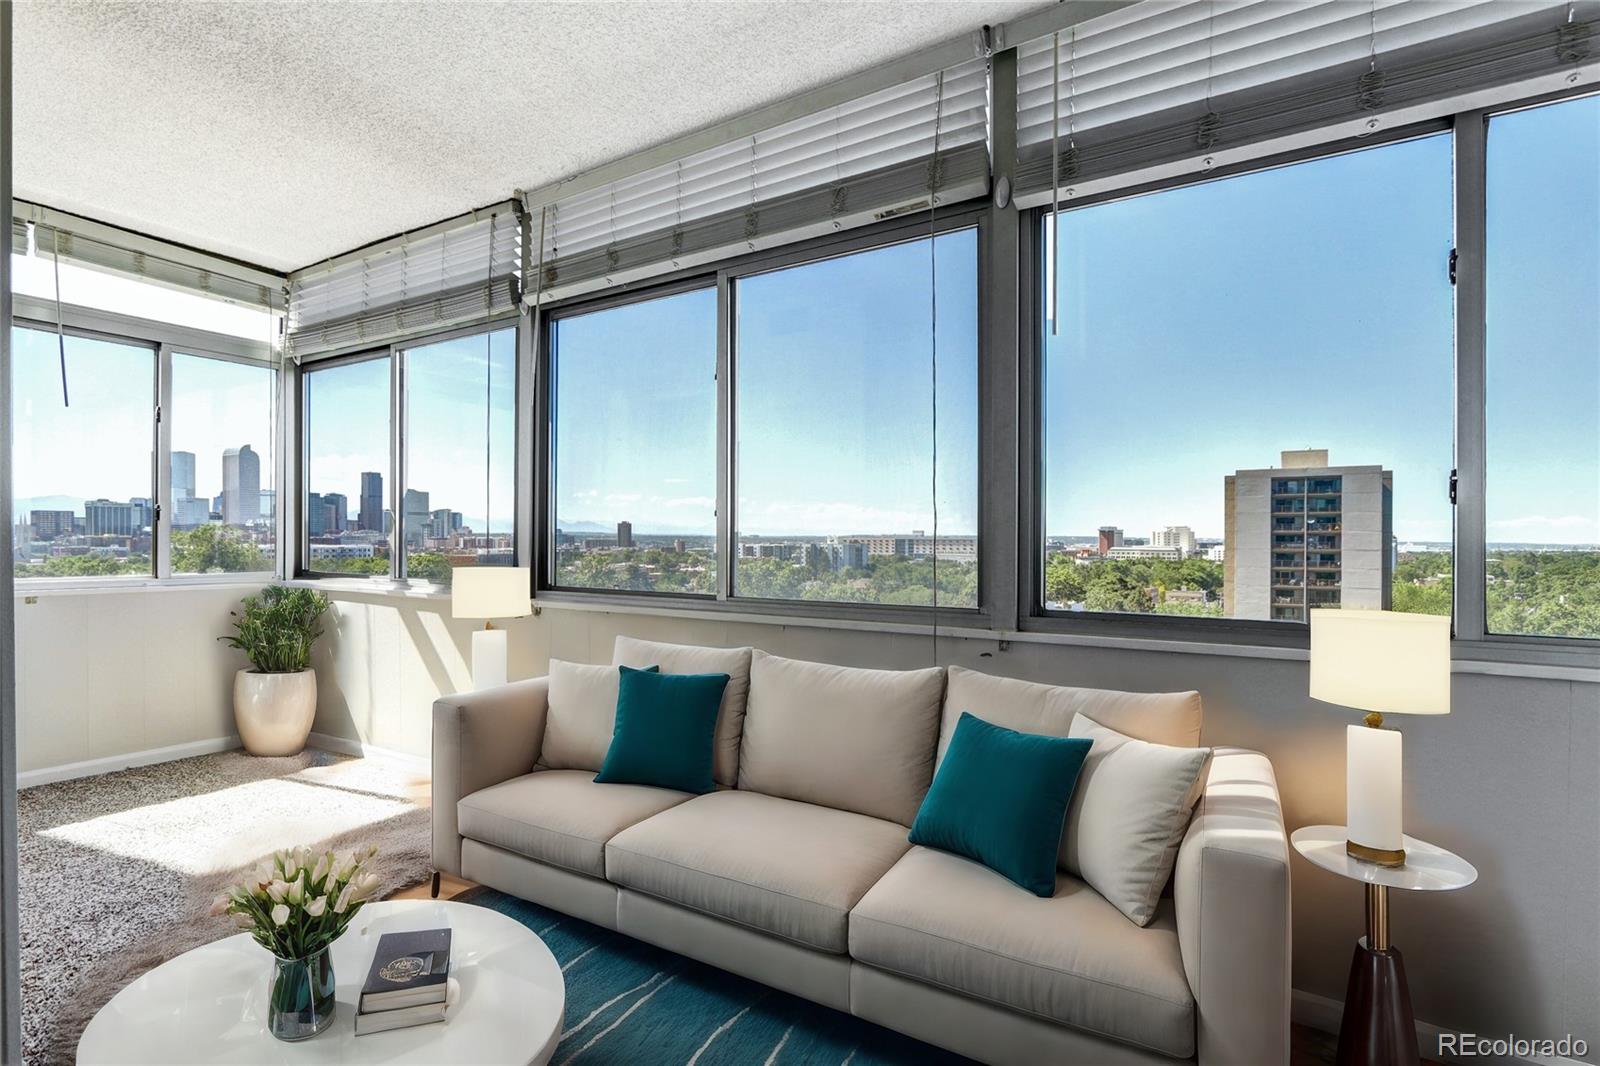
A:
170 353 277 574
732 230 980 608
1484 95 1600 639
303 355 391 577
402 328 517 586
12 326 156 579
549 288 718 594
1040 135 1454 624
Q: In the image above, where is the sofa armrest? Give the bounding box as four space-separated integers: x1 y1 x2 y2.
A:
431 676 549 875
1173 747 1292 1066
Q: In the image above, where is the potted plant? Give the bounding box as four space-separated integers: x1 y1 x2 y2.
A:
220 586 331 756
213 844 382 1040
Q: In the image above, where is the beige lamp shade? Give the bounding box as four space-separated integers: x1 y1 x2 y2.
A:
451 567 532 620
1309 609 1450 715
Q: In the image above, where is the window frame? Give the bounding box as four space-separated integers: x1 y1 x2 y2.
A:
1016 93 1600 666
11 296 279 589
533 206 994 627
292 314 524 587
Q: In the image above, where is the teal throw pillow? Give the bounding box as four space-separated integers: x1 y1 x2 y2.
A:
908 711 1092 897
595 665 729 794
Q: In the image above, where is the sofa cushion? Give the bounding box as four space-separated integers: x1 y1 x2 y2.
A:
543 660 654 772
738 650 944 825
849 846 1195 1059
939 667 1202 766
613 637 753 788
1063 714 1210 926
605 790 910 953
457 770 691 878
596 667 729 794
909 712 1092 897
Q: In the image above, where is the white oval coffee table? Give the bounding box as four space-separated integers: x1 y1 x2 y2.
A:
79 899 564 1065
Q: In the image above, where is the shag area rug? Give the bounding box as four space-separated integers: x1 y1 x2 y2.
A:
17 748 432 1065
464 887 973 1066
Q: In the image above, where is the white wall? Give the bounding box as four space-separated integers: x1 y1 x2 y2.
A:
13 583 262 782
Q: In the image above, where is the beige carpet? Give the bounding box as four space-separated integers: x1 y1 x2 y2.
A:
17 748 433 1065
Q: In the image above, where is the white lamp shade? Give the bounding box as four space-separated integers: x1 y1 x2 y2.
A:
1309 609 1450 716
451 567 532 620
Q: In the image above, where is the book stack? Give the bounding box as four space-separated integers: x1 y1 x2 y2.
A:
354 928 453 1036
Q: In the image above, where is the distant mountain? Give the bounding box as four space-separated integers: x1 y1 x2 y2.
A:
13 495 88 520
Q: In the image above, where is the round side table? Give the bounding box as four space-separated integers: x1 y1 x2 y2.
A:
1292 825 1476 1066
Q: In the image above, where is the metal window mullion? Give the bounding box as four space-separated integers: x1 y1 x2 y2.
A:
392 345 407 582
279 357 297 580
154 342 173 580
715 270 734 601
1453 110 1489 643
515 308 536 575
985 46 1022 633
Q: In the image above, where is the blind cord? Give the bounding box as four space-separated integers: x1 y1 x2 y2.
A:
51 229 69 407
929 70 944 667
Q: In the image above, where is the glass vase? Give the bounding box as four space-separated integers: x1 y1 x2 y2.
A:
268 945 336 1041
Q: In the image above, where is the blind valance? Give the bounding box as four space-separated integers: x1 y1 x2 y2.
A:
525 57 991 304
287 203 522 359
1015 0 1598 204
11 201 284 309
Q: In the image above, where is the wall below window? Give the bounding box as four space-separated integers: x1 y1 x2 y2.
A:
304 588 1599 1058
13 583 262 784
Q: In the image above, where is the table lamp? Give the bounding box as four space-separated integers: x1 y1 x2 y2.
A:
1309 609 1450 868
452 567 532 691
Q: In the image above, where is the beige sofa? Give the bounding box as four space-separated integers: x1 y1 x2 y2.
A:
432 638 1291 1065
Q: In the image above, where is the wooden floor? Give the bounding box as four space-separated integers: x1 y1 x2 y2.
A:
388 872 1357 1065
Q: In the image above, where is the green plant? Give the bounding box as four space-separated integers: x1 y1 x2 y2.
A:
220 586 331 672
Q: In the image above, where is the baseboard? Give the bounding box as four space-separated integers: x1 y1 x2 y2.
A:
307 731 429 770
1293 989 1588 1066
17 735 242 788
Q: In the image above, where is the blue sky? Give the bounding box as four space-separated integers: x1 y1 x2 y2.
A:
12 98 1595 548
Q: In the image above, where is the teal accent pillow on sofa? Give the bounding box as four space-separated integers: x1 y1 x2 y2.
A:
596 666 730 794
909 711 1093 897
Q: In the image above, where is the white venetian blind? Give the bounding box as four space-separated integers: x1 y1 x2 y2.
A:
1015 0 1597 202
287 202 522 359
11 201 282 308
526 57 991 303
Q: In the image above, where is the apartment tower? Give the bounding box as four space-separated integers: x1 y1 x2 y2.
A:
1223 449 1393 622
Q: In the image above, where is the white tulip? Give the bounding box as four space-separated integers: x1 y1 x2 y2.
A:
352 871 382 901
209 895 230 916
233 913 256 929
271 904 290 927
266 879 291 903
333 883 355 914
293 845 313 873
305 895 328 917
310 853 331 885
287 874 306 906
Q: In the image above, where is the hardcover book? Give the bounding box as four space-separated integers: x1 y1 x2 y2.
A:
359 928 452 1013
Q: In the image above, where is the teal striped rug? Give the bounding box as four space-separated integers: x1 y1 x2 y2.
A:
462 888 973 1066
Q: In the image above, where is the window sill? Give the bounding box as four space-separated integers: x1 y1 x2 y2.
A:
282 576 451 602
13 575 273 597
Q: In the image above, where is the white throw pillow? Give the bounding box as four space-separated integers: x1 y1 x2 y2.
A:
541 660 626 772
1060 713 1210 926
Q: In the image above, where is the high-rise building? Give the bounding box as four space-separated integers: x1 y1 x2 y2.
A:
306 492 337 537
222 445 261 527
323 492 348 532
403 489 430 547
1151 525 1197 557
1097 526 1124 556
172 497 211 528
30 510 75 539
85 499 136 536
428 508 459 539
616 521 634 548
359 472 383 531
1223 449 1392 623
172 451 196 499
130 498 154 531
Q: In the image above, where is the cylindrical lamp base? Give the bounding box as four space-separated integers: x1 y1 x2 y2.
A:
1347 723 1405 865
470 627 509 691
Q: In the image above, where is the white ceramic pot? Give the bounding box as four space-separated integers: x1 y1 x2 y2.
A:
233 669 317 756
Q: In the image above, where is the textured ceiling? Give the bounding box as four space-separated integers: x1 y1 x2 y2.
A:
14 0 1040 273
